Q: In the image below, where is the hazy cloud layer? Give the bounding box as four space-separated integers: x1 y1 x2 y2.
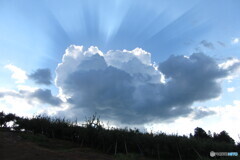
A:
29 68 52 85
217 41 226 47
54 45 240 124
0 89 22 98
192 108 216 119
0 89 62 106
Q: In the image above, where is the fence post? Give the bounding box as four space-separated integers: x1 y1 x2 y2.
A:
115 140 118 155
124 140 128 154
136 143 143 155
157 143 160 160
177 144 182 160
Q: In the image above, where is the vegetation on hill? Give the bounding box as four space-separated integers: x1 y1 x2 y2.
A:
0 111 239 160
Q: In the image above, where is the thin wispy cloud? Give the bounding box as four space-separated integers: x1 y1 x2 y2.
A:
200 40 215 50
217 41 226 47
5 64 28 84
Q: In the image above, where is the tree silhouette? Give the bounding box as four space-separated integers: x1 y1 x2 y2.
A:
194 127 210 139
213 131 235 144
0 111 5 127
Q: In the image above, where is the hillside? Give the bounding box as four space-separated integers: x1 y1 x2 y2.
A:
0 129 113 160
1 112 239 160
0 129 154 160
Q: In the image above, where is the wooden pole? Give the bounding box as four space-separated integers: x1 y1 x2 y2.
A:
124 140 128 154
157 144 160 160
192 147 202 159
106 144 113 153
114 140 118 155
176 144 182 160
136 143 143 155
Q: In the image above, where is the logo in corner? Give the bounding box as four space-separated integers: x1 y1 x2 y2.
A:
210 151 215 157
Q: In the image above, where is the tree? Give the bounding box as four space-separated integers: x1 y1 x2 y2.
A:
194 127 210 139
0 111 5 127
213 131 235 144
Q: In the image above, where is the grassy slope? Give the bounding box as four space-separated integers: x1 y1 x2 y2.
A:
1 129 237 160
0 129 153 160
0 129 113 160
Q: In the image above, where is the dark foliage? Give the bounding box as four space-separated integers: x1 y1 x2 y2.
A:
0 112 239 160
213 131 235 144
194 127 210 139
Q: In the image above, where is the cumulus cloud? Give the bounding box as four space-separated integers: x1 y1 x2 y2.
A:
54 45 240 124
29 68 52 85
157 53 240 106
5 64 28 83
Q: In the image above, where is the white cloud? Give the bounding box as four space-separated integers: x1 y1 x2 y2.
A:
37 102 70 116
146 101 240 142
232 38 240 44
17 85 38 92
0 93 36 117
5 64 28 83
145 116 201 136
227 87 235 92
219 58 240 70
206 100 240 142
219 58 240 82
212 95 222 101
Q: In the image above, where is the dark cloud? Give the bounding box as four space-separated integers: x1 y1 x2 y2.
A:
55 46 240 124
29 89 62 106
158 53 227 102
200 40 215 50
29 69 52 85
0 89 62 106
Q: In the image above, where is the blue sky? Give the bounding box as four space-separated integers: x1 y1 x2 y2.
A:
1 0 240 141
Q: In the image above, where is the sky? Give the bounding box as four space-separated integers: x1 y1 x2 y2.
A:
0 0 240 141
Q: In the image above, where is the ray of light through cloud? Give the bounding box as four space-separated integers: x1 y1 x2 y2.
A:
0 0 240 143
